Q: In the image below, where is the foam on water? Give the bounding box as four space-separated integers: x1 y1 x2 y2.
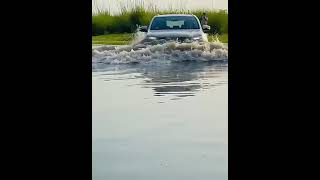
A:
92 33 228 64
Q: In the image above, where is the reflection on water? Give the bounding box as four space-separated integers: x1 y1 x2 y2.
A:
93 62 227 100
92 61 228 180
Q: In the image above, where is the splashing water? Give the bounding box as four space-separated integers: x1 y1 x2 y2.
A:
92 32 228 65
130 30 146 46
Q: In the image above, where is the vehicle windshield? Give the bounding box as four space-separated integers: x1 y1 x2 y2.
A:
150 16 200 30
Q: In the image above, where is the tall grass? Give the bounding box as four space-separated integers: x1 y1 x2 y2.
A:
92 0 228 35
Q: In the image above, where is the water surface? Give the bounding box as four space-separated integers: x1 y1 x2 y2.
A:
92 42 228 180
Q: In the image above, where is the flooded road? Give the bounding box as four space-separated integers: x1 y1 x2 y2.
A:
92 42 228 180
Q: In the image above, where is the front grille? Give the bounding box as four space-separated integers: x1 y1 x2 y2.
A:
158 37 191 42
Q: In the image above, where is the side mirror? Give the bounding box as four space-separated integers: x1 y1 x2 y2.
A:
202 25 211 32
139 26 148 32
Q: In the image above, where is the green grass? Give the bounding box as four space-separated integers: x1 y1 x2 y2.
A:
92 33 228 45
92 1 227 35
208 34 228 43
92 1 227 44
92 33 133 45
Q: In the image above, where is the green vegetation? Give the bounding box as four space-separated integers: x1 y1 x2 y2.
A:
208 34 228 43
92 1 227 35
92 33 228 45
92 33 133 45
92 0 228 45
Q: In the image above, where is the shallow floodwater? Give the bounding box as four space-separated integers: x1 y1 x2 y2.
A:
92 42 228 180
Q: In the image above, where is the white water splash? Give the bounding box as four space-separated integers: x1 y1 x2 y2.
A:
130 31 147 46
92 35 228 64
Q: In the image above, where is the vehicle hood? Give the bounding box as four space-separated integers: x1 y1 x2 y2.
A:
147 29 203 38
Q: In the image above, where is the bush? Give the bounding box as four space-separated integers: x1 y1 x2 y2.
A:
92 6 228 35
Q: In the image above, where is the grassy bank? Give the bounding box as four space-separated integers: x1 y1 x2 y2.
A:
92 1 227 36
92 33 133 45
92 33 228 45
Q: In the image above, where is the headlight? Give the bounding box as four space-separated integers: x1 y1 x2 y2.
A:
193 36 202 40
147 36 157 40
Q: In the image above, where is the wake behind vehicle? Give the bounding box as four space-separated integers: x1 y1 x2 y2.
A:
138 14 210 44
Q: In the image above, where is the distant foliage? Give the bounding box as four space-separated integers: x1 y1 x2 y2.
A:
92 1 228 35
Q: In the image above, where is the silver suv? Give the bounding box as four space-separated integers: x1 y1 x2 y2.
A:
139 14 210 43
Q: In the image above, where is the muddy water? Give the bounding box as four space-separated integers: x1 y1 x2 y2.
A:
92 41 228 180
